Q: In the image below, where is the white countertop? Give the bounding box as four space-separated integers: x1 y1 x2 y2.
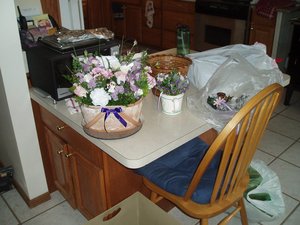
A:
31 86 211 169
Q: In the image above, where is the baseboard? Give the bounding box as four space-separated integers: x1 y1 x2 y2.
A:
13 180 51 208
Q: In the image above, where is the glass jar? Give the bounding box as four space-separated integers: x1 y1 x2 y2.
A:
177 25 190 55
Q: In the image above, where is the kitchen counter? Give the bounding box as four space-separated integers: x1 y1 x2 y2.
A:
31 85 211 169
30 48 290 169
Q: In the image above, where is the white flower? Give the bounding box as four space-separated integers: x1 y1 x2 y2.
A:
90 88 111 106
96 56 121 70
107 81 116 93
120 62 134 74
83 73 93 83
132 52 142 60
134 89 143 97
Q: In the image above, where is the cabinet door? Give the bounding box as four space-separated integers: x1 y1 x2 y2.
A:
69 145 107 219
44 127 76 208
249 23 275 56
124 5 142 42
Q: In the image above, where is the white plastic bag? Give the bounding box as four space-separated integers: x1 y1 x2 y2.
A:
187 53 283 131
244 160 285 222
187 43 283 90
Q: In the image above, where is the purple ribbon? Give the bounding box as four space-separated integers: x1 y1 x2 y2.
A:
101 107 127 127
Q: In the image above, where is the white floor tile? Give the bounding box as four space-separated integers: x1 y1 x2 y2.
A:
168 207 198 225
283 205 300 225
280 101 300 122
253 149 275 165
261 193 299 225
279 142 300 167
269 159 300 201
0 196 19 225
258 130 294 157
267 115 300 140
22 201 87 225
2 189 65 223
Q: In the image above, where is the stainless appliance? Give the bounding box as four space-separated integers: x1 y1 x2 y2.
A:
195 0 251 51
26 38 120 101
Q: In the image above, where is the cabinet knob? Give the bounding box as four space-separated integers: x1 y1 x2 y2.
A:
64 153 73 158
56 150 63 155
56 125 65 131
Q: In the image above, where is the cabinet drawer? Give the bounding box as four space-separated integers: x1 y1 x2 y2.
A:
40 107 67 137
40 106 103 168
163 11 195 34
163 0 195 13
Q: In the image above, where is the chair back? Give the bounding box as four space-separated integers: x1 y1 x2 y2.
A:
184 83 283 206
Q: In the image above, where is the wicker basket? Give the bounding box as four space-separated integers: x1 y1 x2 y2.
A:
147 54 192 96
147 54 192 76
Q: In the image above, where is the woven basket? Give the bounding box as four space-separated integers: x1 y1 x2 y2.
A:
147 54 192 96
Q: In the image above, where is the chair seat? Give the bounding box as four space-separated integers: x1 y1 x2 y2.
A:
137 137 222 204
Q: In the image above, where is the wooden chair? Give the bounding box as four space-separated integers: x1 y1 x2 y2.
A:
138 83 283 225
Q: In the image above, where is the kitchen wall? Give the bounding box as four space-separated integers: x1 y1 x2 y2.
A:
0 1 48 200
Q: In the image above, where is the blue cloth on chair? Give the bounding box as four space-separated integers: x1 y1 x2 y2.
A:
137 137 222 204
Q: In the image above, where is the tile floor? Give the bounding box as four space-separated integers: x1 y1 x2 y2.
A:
1 89 300 225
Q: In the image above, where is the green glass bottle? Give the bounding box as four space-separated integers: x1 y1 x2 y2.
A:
177 25 190 56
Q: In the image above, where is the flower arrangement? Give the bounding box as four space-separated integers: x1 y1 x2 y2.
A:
207 92 248 111
155 70 189 96
65 41 156 107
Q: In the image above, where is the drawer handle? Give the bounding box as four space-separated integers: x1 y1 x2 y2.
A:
56 150 63 155
56 125 65 131
64 153 73 158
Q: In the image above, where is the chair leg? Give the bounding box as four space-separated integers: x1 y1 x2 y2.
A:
150 191 163 203
200 218 208 225
238 199 248 225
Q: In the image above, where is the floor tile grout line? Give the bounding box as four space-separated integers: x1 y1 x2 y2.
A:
1 191 22 225
279 202 300 225
19 199 67 225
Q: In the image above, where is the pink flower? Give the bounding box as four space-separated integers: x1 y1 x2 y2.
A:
147 74 156 89
115 71 127 84
213 97 226 108
73 84 87 97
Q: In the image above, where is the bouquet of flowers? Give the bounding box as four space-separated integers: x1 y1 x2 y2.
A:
65 41 156 107
207 92 248 111
155 70 189 96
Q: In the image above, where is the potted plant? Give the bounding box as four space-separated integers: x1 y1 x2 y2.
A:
65 41 156 139
155 70 189 115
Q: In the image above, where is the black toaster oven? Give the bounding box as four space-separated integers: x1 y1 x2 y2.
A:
26 39 120 101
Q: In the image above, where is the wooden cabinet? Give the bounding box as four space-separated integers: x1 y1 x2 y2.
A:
44 127 76 208
31 100 144 219
111 1 143 42
40 106 106 219
141 0 162 48
284 22 300 105
248 7 276 56
162 0 195 50
82 0 111 29
70 145 107 218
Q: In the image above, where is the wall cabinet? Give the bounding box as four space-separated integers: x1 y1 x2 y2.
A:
162 0 195 50
111 1 143 42
141 0 162 48
248 7 276 56
32 100 144 219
